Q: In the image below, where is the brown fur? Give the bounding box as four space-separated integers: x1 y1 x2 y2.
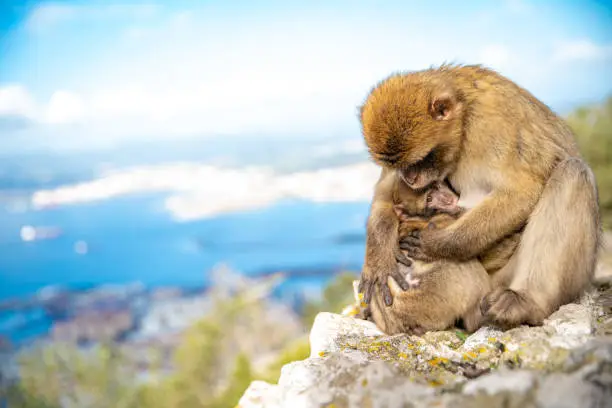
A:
359 64 601 329
366 185 491 335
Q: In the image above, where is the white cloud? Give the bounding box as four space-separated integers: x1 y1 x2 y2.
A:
46 91 85 124
0 86 85 126
0 85 37 118
31 162 380 221
553 40 612 62
479 44 511 69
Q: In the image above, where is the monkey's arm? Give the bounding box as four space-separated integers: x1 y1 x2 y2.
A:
359 169 412 306
398 214 456 234
427 213 461 229
403 178 541 261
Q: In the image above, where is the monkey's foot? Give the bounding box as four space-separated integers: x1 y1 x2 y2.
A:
481 288 546 330
408 326 426 336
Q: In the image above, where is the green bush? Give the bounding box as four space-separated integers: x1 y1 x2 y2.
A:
6 271 354 408
301 271 359 327
567 96 612 228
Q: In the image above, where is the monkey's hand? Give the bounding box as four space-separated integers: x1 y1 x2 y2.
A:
359 260 413 307
398 222 438 262
394 245 413 267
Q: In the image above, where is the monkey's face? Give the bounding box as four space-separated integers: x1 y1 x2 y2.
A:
395 180 459 220
426 181 460 215
360 73 464 189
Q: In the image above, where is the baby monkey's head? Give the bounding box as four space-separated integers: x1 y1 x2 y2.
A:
393 180 460 223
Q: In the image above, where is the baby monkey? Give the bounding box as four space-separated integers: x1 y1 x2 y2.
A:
393 180 460 288
364 177 492 335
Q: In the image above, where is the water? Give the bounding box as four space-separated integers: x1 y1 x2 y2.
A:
0 193 369 301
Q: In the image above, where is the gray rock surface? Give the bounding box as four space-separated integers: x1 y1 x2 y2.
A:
239 286 612 408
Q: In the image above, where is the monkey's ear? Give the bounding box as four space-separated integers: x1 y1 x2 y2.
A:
429 93 457 121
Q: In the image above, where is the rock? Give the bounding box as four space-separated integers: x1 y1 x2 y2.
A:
536 373 606 408
462 369 536 396
308 312 383 360
239 287 612 408
238 381 282 408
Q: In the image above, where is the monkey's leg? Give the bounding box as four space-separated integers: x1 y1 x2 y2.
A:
484 158 600 329
479 232 521 275
487 245 520 289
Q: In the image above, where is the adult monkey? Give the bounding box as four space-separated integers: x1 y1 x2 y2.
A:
358 64 600 329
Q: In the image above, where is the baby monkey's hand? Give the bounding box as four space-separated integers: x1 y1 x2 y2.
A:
398 218 438 263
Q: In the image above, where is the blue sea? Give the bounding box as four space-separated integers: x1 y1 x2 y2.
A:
0 192 369 302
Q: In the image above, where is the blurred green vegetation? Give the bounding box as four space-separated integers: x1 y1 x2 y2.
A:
301 271 359 327
567 96 612 228
3 272 358 408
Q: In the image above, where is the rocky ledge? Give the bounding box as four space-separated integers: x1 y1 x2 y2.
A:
239 286 612 408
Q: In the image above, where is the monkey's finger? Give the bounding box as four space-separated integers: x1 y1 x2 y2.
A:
480 310 495 327
401 236 421 245
401 246 419 258
358 279 371 304
382 284 393 307
409 230 421 239
480 296 492 316
402 246 432 262
395 250 413 267
396 256 412 267
392 269 411 291
363 282 373 304
399 237 421 250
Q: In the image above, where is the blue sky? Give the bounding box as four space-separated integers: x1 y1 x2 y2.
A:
0 0 611 152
